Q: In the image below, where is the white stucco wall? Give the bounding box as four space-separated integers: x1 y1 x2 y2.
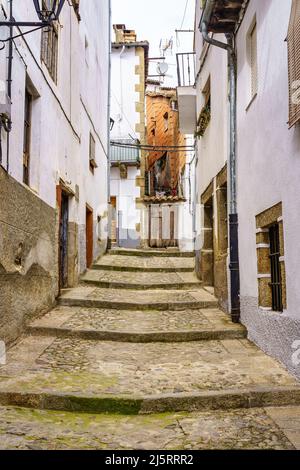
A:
110 44 142 247
178 137 196 252
111 46 141 141
236 0 300 377
0 0 110 274
110 165 140 247
194 0 228 199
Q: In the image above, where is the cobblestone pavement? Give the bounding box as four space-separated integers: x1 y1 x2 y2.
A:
59 285 218 310
95 254 195 271
0 336 298 398
0 249 299 449
81 270 200 288
29 307 241 334
0 406 299 450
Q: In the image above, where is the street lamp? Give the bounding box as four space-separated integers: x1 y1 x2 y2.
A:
0 0 66 27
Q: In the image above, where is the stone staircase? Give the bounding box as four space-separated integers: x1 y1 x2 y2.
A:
0 248 300 421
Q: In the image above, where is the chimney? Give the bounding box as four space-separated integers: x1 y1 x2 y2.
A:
113 24 137 43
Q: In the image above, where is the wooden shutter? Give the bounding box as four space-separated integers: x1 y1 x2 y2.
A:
250 23 258 98
287 0 300 127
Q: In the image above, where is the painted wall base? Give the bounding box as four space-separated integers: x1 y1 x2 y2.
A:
241 295 300 379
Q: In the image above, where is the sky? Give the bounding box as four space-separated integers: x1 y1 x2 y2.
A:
112 0 196 86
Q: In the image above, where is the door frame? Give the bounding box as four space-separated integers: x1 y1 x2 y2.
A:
57 186 69 289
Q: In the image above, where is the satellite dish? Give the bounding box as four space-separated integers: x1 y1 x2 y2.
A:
157 62 169 75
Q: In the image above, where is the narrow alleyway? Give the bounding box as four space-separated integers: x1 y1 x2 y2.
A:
0 249 300 449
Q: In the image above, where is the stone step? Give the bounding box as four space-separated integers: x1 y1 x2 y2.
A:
81 270 201 290
27 306 246 343
108 248 195 258
0 405 299 449
93 254 195 273
0 335 299 414
58 286 218 311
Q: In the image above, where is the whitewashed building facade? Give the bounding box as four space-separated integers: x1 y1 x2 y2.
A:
183 0 300 377
110 25 148 248
0 0 110 343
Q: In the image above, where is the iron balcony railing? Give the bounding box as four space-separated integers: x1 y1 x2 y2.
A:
110 139 140 164
176 52 196 87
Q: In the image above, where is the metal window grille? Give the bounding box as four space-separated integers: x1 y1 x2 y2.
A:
269 223 283 312
41 5 59 83
287 0 300 127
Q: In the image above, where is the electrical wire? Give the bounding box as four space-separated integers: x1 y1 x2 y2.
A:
111 141 194 149
111 92 139 140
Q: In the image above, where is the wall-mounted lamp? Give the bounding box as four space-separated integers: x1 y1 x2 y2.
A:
0 0 66 28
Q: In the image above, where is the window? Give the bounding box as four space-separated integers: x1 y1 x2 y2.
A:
41 3 59 83
249 21 258 99
196 78 211 137
269 223 283 312
85 36 89 67
287 0 300 127
163 112 169 131
23 88 32 186
171 100 178 111
72 0 80 20
256 203 286 312
203 78 211 114
89 133 97 173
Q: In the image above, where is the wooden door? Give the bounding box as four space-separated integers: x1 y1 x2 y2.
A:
59 192 69 288
86 206 93 269
110 196 117 243
149 205 178 248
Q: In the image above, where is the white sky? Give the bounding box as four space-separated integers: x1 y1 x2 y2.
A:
112 0 196 86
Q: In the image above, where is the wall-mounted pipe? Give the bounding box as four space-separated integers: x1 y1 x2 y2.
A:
5 0 13 172
200 0 240 323
107 0 112 250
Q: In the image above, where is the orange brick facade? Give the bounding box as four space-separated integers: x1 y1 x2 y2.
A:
146 88 186 195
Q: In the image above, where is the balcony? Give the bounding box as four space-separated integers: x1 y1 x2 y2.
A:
176 53 197 134
200 0 248 34
110 139 140 165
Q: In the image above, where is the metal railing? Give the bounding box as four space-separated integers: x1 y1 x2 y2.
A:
110 139 140 164
176 52 196 87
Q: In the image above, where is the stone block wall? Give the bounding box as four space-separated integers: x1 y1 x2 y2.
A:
0 168 58 345
198 164 229 312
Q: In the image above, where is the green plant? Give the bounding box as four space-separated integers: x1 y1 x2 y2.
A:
195 105 211 138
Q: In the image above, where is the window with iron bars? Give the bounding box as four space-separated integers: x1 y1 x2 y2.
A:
269 223 283 312
41 4 59 83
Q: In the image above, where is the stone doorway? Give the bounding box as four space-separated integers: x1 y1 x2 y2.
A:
201 196 214 286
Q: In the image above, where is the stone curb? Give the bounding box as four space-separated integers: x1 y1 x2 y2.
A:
26 326 247 342
58 298 219 311
108 250 195 258
92 264 194 273
1 386 300 415
81 279 202 290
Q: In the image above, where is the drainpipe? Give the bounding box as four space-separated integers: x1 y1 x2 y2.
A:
107 0 112 250
200 0 240 323
4 0 13 172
